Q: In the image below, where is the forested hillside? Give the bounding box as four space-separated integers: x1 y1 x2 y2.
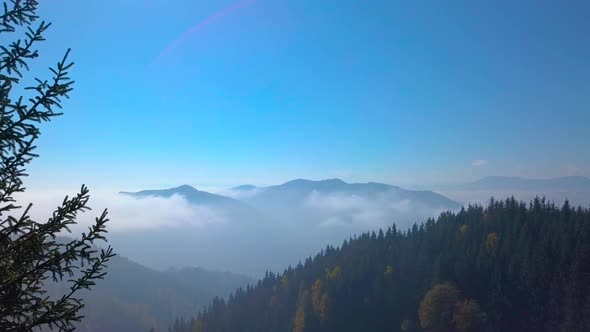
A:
45 248 252 332
171 197 590 332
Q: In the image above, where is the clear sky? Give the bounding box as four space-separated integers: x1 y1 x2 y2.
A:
23 0 590 190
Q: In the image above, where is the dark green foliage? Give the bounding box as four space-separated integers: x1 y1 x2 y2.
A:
0 1 113 331
180 197 590 332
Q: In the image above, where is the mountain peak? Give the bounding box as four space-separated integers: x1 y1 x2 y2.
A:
120 185 241 206
281 178 347 186
172 184 199 192
321 178 347 184
231 184 258 191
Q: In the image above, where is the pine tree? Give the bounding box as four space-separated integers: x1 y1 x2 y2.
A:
185 196 590 332
0 1 114 331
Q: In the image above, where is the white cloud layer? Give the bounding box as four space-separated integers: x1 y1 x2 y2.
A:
222 187 264 199
12 190 225 233
305 190 447 229
305 191 370 212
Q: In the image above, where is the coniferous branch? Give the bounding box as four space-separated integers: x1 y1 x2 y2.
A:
0 1 114 331
0 0 38 34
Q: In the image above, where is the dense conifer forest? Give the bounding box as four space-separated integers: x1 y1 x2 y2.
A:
169 197 590 332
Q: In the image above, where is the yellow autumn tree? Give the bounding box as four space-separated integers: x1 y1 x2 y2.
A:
325 266 342 281
293 305 305 332
293 287 310 332
281 274 289 289
384 265 394 278
453 299 484 332
312 279 324 312
193 319 203 332
486 232 499 255
419 283 460 332
311 279 330 321
459 224 468 236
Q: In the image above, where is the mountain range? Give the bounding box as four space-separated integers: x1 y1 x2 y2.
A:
112 179 461 276
111 176 589 277
226 178 460 228
121 185 241 206
421 175 590 206
428 175 590 191
56 176 590 331
230 178 458 206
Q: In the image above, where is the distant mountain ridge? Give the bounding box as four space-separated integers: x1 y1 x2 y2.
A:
463 175 590 191
229 178 461 211
272 178 349 191
119 184 262 221
419 175 590 191
120 185 238 206
113 179 462 276
121 179 461 212
230 184 258 191
417 175 590 207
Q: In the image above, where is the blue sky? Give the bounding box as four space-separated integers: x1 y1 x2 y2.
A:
22 0 590 190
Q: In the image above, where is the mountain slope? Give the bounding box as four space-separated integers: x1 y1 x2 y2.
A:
179 197 590 332
119 184 264 226
240 178 458 205
110 185 285 276
228 178 461 227
120 185 242 207
48 250 253 332
111 180 461 277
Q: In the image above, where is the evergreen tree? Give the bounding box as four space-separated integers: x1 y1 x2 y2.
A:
178 197 590 332
0 1 114 331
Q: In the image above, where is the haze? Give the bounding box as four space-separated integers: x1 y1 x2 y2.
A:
6 1 589 331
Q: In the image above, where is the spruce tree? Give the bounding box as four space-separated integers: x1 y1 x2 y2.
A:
0 1 114 331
